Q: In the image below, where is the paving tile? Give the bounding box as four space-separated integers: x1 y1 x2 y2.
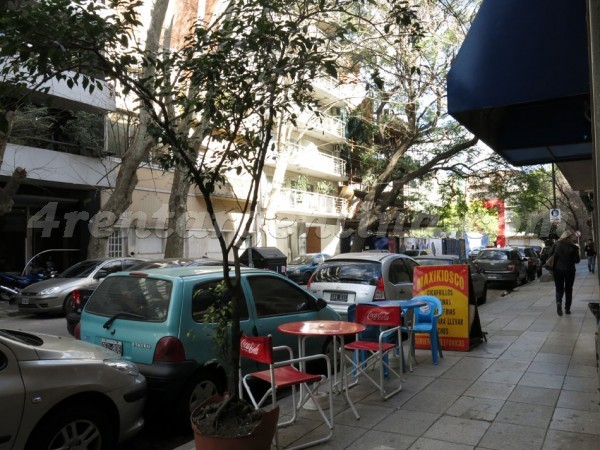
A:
440 357 495 381
495 400 554 428
409 437 474 450
479 367 525 384
445 395 504 421
497 349 538 363
478 421 546 450
463 380 516 400
527 361 569 376
562 375 599 393
423 377 474 396
374 409 440 437
344 429 416 450
518 372 565 390
533 352 572 364
557 390 600 412
507 385 560 407
542 429 600 450
550 407 600 435
423 415 490 446
400 390 460 414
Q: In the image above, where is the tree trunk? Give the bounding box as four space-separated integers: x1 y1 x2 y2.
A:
0 110 20 217
85 0 169 259
164 166 191 257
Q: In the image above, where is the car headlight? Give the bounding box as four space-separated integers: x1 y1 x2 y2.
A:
39 287 61 295
104 359 140 376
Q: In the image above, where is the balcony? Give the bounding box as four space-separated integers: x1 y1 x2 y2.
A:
295 110 345 142
312 75 347 103
266 143 346 180
274 188 347 218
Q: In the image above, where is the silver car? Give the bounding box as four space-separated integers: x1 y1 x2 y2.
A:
0 328 146 450
17 258 144 315
307 252 419 318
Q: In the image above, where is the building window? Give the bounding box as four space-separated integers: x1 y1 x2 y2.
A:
107 229 125 257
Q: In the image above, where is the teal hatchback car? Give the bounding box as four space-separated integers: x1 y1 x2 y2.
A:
78 266 339 428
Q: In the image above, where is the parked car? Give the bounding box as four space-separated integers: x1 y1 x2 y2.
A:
65 259 234 335
285 253 330 284
17 258 144 315
78 266 340 429
540 245 552 266
514 246 543 279
307 252 419 318
412 255 488 305
473 247 528 289
0 328 146 450
402 249 429 257
468 246 485 259
66 288 95 336
129 258 230 270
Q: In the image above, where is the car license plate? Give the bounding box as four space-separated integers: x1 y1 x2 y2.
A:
487 274 497 279
101 338 123 355
329 292 348 302
20 298 29 305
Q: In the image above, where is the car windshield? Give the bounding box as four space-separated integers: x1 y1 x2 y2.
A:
59 260 103 278
416 259 454 266
85 276 172 322
312 261 382 284
290 255 313 265
477 250 508 260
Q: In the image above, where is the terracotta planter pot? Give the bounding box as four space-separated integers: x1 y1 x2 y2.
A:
190 396 279 450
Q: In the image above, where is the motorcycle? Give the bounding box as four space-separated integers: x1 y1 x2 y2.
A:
0 267 51 303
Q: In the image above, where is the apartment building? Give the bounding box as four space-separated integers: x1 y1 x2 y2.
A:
0 1 361 268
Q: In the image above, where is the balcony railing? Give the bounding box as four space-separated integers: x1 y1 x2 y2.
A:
275 188 347 217
296 110 345 138
287 143 345 177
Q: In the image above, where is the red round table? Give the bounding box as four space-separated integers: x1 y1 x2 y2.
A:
278 320 366 419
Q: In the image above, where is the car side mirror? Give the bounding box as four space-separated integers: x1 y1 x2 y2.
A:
316 298 328 311
522 257 528 262
94 270 109 280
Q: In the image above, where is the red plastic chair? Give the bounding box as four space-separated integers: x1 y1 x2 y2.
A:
239 334 333 449
344 304 404 400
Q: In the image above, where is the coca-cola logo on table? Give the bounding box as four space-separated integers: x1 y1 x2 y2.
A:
240 338 261 355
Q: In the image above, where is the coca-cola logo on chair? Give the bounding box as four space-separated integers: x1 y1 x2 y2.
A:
241 338 261 355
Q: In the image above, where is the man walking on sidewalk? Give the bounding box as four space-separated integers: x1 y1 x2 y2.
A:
584 238 596 273
549 230 580 316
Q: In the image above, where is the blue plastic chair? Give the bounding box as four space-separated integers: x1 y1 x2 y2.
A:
402 295 443 365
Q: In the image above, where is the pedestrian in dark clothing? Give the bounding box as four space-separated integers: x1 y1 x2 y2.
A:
548 230 580 316
584 239 596 273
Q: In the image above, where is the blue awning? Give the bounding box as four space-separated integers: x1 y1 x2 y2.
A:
447 0 591 166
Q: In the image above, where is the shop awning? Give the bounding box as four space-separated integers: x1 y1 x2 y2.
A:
447 0 591 166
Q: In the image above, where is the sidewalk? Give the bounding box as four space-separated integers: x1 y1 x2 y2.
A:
181 262 600 449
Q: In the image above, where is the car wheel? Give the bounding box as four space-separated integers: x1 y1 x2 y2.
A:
309 337 340 375
176 369 224 431
477 284 487 306
302 272 312 284
62 293 74 315
26 402 113 450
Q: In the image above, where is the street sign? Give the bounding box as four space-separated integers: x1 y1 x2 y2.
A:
550 209 561 223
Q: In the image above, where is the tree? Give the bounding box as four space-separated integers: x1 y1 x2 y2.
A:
483 166 590 240
339 0 492 250
0 0 140 215
96 0 419 431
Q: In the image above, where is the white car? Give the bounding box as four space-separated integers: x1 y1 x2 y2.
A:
0 328 146 450
307 252 419 319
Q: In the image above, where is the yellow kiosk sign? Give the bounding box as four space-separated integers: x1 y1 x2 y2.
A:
413 264 473 351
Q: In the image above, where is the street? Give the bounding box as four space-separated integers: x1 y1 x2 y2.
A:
0 284 507 450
